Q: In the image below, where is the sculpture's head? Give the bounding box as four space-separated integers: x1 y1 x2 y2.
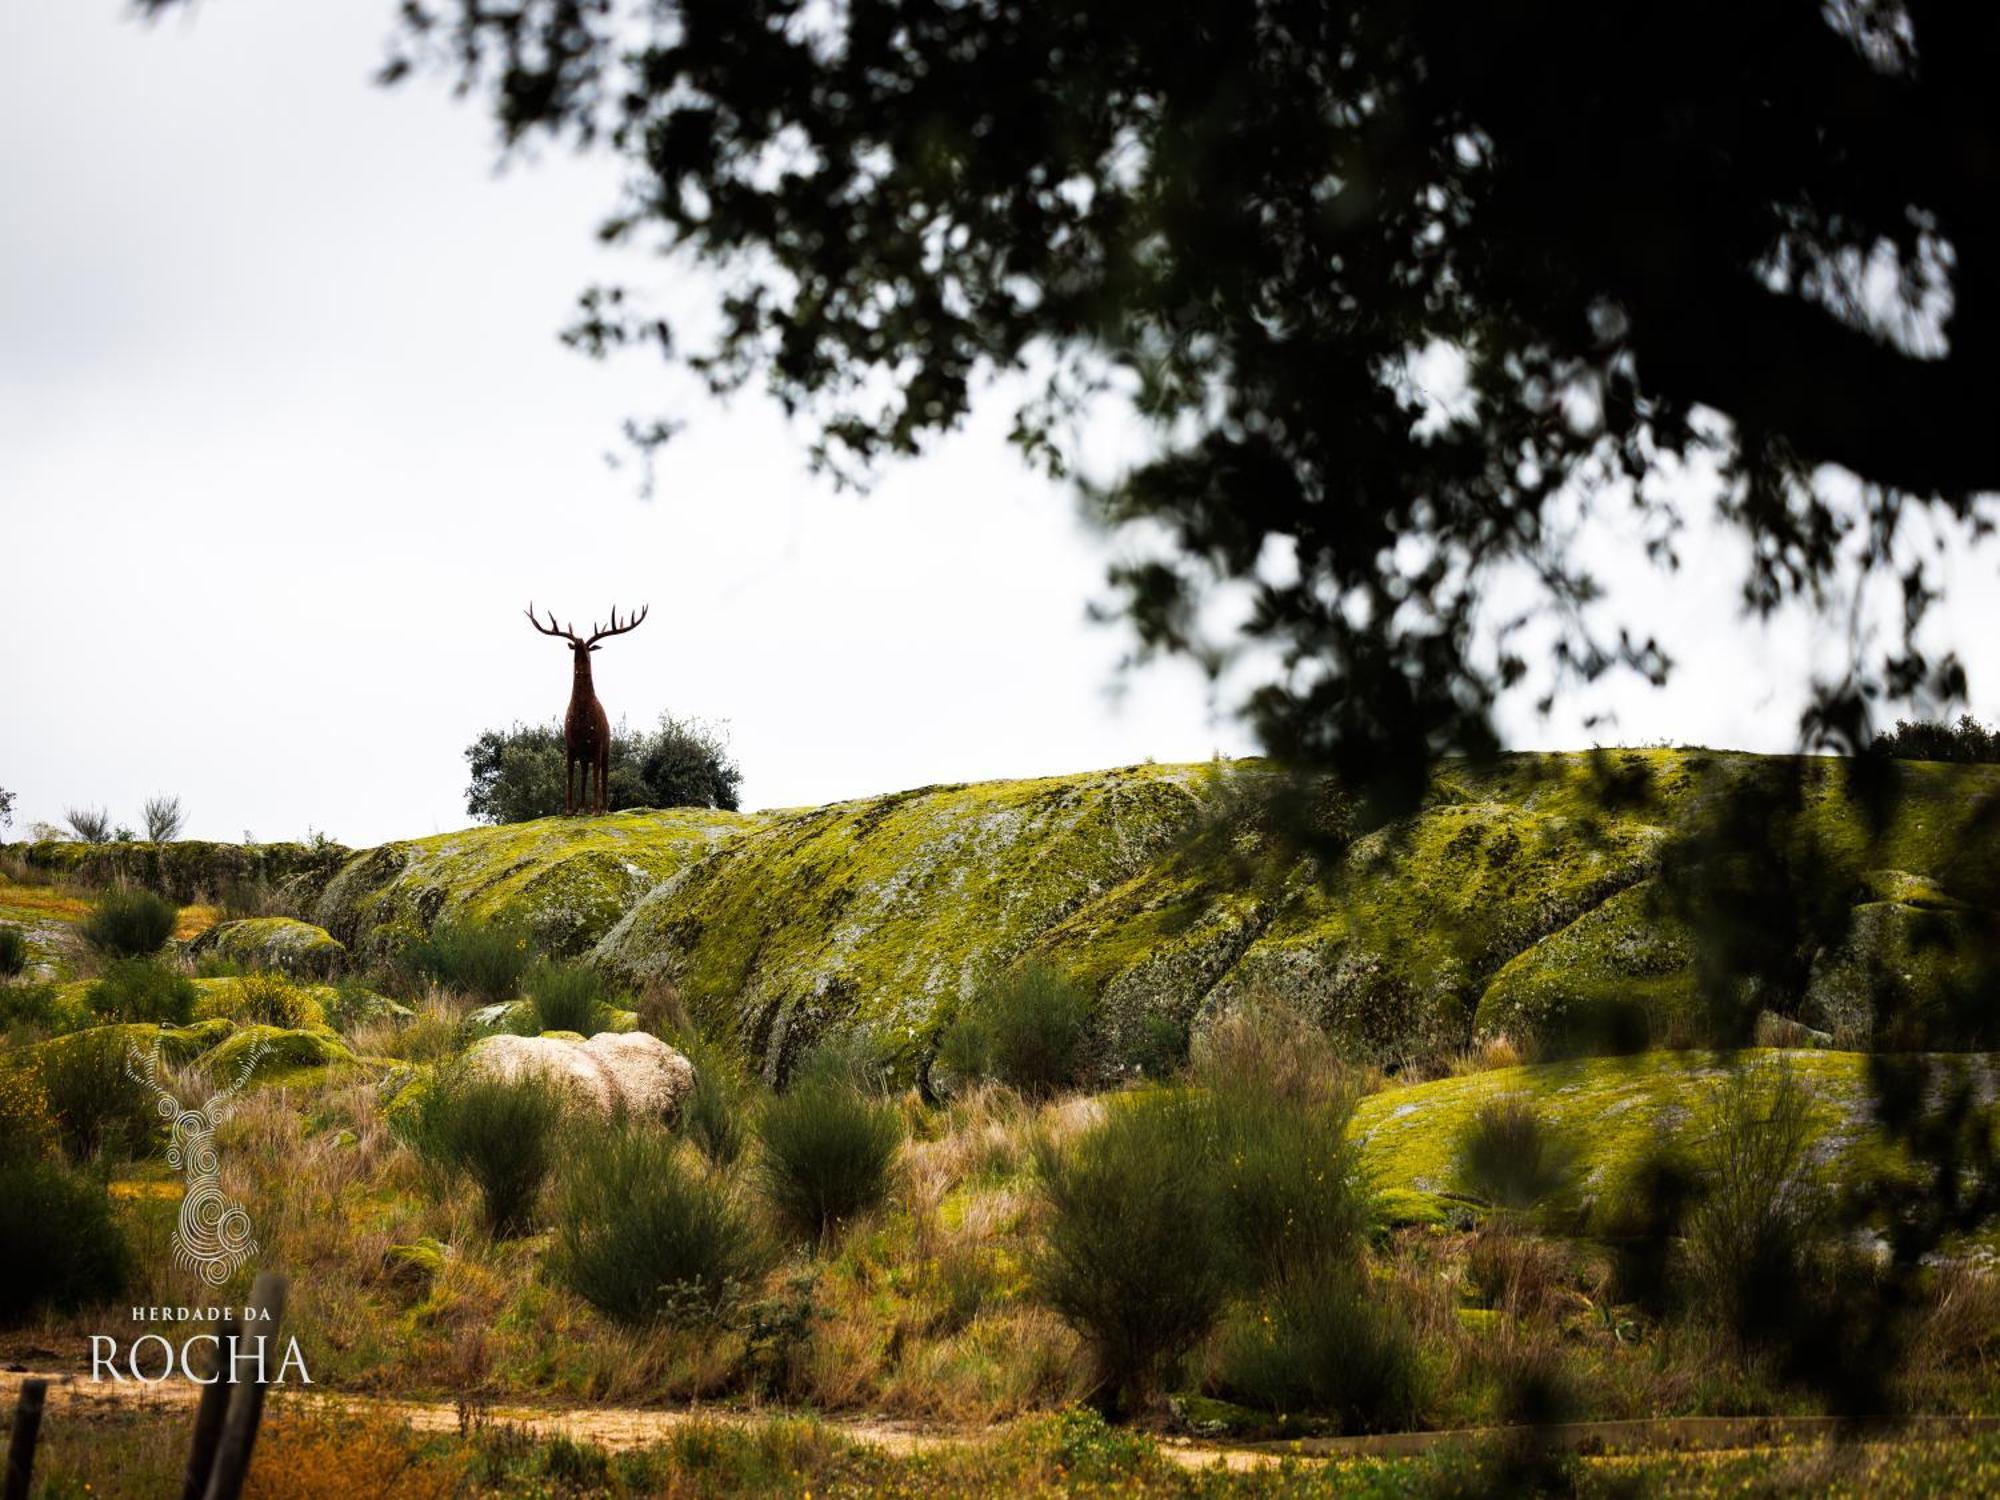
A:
524 602 649 665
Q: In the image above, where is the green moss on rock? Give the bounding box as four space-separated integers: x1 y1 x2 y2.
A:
187 917 348 978
312 807 763 960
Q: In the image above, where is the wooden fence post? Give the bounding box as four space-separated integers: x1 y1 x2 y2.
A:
179 1312 242 1500
200 1273 288 1500
3 1379 47 1500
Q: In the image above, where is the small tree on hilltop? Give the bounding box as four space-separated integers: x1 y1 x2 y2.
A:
465 714 741 824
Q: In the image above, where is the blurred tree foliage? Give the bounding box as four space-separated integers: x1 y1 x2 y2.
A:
138 0 1992 808
1872 714 2000 764
465 715 741 822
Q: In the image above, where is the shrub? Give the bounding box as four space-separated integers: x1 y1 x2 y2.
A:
397 920 535 1005
35 1033 166 1162
1209 1079 1372 1283
1033 1089 1233 1412
552 1126 769 1324
0 924 27 977
0 982 57 1031
1452 1097 1575 1211
0 1067 57 1167
526 960 612 1034
229 972 321 1029
1684 1064 1831 1353
940 961 1095 1095
402 1065 570 1235
672 1026 757 1169
757 1074 902 1244
142 793 185 843
65 806 114 844
0 1158 130 1317
1212 1263 1424 1431
1873 714 2000 764
81 888 179 958
1191 991 1344 1110
87 959 197 1025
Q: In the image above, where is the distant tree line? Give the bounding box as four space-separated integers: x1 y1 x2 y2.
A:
464 715 742 824
1871 715 2000 765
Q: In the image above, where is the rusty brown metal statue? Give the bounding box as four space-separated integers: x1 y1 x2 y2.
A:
525 602 649 815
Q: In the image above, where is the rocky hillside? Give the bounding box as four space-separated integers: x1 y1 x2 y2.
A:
10 749 1999 1078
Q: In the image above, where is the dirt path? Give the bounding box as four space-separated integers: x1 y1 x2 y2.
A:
5 1370 1995 1476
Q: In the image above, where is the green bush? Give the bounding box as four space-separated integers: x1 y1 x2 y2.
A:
81 888 178 958
0 1068 57 1167
671 1027 757 1169
1212 1263 1424 1432
0 1158 130 1317
1209 1079 1372 1283
87 959 197 1025
1684 1064 1831 1352
0 924 28 977
552 1126 769 1324
402 1064 570 1235
397 920 535 1005
465 714 743 824
35 1033 166 1162
231 972 320 1029
756 1075 901 1244
947 961 1095 1096
0 982 58 1031
527 961 612 1034
1452 1097 1575 1211
1033 1089 1234 1412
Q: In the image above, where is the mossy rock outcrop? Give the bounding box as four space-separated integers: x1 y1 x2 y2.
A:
187 917 348 978
594 764 1216 1078
15 1017 349 1082
312 807 764 960
0 839 349 906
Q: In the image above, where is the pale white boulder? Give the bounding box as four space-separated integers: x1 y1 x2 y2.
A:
465 1030 695 1120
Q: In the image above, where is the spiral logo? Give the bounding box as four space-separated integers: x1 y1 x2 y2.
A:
127 1041 268 1287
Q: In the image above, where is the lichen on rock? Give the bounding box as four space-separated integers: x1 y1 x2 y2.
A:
187 917 348 978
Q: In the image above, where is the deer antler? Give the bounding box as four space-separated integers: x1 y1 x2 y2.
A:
125 1040 180 1118
525 603 583 643
585 604 649 645
204 1040 267 1125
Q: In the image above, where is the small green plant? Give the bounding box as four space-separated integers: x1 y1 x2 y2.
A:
0 1157 131 1318
1033 1088 1233 1413
1209 1078 1372 1282
1453 1096 1575 1211
1212 1263 1424 1432
0 924 28 977
402 1064 570 1235
756 1074 902 1244
34 1033 164 1162
87 959 197 1025
397 920 535 1005
526 960 612 1034
81 888 178 958
942 961 1095 1095
551 1125 769 1325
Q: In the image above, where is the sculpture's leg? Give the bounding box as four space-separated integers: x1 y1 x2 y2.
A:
564 755 575 816
596 748 610 814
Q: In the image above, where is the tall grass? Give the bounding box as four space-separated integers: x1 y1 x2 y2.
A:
525 960 612 1034
396 920 535 1005
1212 1262 1424 1432
0 924 27 977
401 1064 569 1235
551 1125 769 1325
1452 1096 1575 1211
670 1025 758 1168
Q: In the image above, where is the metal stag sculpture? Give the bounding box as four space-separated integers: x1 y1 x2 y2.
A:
124 1037 269 1287
525 602 650 815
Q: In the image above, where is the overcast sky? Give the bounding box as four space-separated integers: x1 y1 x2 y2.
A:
5 2 1996 847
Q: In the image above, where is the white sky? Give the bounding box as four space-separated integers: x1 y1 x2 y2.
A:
5 1 1998 845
